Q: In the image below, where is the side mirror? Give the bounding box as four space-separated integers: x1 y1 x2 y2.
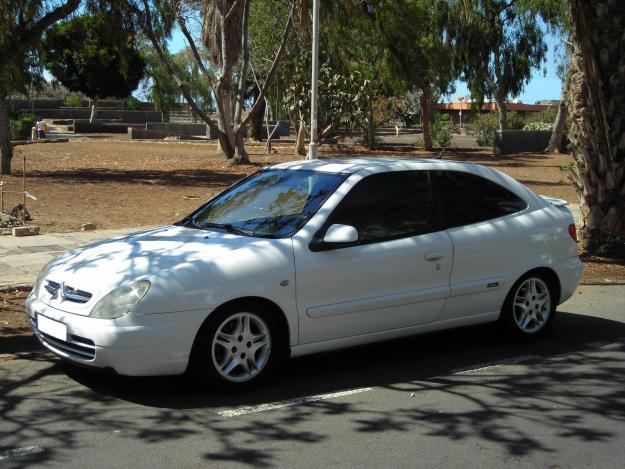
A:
309 224 359 252
324 224 359 243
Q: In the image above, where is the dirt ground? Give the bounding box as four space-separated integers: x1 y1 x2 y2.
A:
2 137 578 233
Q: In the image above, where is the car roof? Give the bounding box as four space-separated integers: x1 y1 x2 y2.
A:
269 156 486 175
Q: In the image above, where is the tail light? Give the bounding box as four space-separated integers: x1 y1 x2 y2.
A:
568 223 578 242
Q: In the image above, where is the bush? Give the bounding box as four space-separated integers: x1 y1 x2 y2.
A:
124 96 141 110
430 113 453 147
523 121 555 131
525 109 557 126
63 94 82 107
9 113 37 140
465 112 499 146
507 111 526 130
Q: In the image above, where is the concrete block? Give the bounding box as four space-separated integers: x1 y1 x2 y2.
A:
12 226 40 237
81 223 97 231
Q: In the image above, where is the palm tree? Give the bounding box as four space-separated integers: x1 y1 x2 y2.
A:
566 0 625 256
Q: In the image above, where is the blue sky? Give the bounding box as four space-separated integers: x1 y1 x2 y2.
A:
167 26 564 104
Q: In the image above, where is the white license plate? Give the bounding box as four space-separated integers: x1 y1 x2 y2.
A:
37 314 67 342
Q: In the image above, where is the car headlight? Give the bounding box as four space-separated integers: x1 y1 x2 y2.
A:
90 280 151 319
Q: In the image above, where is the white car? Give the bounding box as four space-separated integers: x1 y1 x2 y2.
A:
26 158 583 390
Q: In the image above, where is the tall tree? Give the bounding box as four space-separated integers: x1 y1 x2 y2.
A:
371 0 457 150
566 0 625 256
44 10 146 122
133 0 294 163
450 0 547 131
0 0 80 176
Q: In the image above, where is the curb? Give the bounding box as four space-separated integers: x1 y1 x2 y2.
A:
0 284 33 293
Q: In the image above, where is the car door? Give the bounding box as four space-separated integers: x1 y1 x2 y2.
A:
292 170 453 344
430 169 530 321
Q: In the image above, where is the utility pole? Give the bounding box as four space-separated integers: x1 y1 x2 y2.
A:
307 0 320 160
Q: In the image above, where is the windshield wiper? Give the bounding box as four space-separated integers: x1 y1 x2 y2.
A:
194 221 254 236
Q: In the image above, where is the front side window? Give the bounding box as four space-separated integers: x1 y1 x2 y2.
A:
431 170 527 228
325 170 434 244
187 169 347 238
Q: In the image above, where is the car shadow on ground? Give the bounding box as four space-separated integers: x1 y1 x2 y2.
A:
61 310 625 409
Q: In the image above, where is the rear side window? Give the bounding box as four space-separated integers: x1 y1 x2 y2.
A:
431 170 527 228
326 170 433 244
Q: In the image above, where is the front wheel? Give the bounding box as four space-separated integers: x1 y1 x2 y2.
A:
191 306 280 391
500 274 556 340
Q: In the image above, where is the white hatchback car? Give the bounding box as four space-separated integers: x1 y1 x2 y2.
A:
26 158 583 390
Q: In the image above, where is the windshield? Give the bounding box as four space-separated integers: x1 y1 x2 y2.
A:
186 169 347 238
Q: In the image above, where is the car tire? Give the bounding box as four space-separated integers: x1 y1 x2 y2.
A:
190 303 282 391
500 273 557 341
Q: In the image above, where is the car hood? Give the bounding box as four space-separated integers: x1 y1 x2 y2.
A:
39 225 266 314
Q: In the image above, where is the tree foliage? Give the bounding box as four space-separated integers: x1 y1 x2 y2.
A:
43 10 146 120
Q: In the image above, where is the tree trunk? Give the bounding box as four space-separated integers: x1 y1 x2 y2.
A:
366 99 375 150
0 89 13 176
420 88 432 151
493 93 508 131
295 121 307 156
566 0 625 257
250 97 265 141
232 130 249 164
546 73 569 153
89 96 99 123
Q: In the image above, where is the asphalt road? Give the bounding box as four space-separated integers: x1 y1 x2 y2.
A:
2 285 625 468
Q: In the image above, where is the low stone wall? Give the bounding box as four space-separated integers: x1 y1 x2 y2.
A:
73 121 144 133
9 98 155 110
128 127 209 141
32 109 163 123
146 122 209 136
494 130 552 155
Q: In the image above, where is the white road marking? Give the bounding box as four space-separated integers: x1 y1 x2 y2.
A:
450 355 540 375
219 387 373 418
0 446 44 461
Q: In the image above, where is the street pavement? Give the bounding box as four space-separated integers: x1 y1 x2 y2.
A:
1 284 624 467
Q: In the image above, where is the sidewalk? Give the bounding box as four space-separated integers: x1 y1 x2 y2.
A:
0 226 148 288
0 204 582 289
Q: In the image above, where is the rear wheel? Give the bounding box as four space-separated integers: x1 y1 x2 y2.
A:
500 274 556 340
191 305 281 391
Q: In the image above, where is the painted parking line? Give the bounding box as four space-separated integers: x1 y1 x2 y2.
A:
219 387 373 418
0 446 44 461
450 355 540 375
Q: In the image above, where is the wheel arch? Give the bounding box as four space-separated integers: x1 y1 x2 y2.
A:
189 296 292 367
513 266 562 305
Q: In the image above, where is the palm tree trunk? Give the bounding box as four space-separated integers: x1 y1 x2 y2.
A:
0 89 13 176
567 0 625 257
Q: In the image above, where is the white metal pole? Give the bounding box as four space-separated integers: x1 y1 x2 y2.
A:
307 0 320 160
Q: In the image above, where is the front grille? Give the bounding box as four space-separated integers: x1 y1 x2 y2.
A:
45 281 92 304
31 318 96 360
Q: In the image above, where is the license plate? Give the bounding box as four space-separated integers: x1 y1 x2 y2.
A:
37 314 67 342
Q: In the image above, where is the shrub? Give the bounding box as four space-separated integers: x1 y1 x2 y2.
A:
63 94 82 107
9 113 37 140
507 111 526 130
430 112 453 147
523 121 555 131
124 96 141 110
525 109 557 126
465 112 499 146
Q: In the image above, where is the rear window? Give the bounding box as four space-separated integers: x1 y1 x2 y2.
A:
431 170 527 228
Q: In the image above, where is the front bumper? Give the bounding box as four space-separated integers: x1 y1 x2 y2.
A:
553 256 584 304
25 294 210 376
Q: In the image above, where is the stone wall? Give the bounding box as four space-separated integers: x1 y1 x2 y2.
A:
494 130 552 155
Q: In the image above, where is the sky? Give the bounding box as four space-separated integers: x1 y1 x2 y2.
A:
167 24 564 105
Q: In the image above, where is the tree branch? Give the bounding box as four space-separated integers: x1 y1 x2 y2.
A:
14 0 81 55
140 0 220 134
237 2 294 131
